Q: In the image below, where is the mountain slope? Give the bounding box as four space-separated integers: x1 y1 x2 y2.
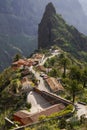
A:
0 35 37 71
0 0 87 71
38 3 87 61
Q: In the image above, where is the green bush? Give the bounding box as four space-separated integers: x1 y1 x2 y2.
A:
38 104 73 121
58 118 66 129
37 124 52 130
39 115 47 121
26 102 31 109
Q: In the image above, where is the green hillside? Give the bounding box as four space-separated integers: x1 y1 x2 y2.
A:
0 0 87 71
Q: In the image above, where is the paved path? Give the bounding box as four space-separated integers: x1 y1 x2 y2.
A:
75 103 87 118
29 51 60 92
29 66 49 92
26 51 60 114
26 51 87 119
27 91 51 114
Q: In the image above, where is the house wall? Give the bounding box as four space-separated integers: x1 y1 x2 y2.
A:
14 116 24 125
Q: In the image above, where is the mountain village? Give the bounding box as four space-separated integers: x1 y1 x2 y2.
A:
1 1 87 130
3 48 87 130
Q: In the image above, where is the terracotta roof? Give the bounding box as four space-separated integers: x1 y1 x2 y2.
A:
18 59 26 64
45 77 64 92
37 65 46 72
12 59 34 67
12 59 27 65
32 53 44 59
14 110 30 119
14 103 65 125
21 117 33 125
29 103 65 122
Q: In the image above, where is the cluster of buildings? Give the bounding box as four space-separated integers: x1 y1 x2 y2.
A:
12 53 44 70
13 88 71 126
7 52 73 129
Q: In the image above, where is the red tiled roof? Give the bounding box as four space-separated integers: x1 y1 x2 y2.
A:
32 54 44 59
45 77 64 92
14 104 65 125
12 59 27 65
29 103 65 122
14 110 30 119
37 65 46 72
12 59 33 67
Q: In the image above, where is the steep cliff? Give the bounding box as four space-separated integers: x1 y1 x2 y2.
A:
0 0 87 71
38 3 87 61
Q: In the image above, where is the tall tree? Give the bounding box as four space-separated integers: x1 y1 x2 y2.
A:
82 67 87 87
59 54 70 78
69 66 82 82
67 79 83 102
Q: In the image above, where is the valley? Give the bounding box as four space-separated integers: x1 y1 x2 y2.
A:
0 0 87 71
1 1 87 130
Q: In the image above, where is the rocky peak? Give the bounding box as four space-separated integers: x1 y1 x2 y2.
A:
38 3 87 61
43 2 56 17
38 2 56 49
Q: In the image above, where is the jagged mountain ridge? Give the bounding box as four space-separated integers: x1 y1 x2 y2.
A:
0 0 87 71
0 0 87 35
38 3 87 61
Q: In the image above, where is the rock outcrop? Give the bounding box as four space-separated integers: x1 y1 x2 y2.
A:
38 3 56 49
38 2 87 61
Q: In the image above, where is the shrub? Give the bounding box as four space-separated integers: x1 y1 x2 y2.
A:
37 124 53 130
26 102 31 109
58 118 66 129
39 115 47 121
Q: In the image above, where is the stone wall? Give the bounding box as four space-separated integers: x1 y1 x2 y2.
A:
33 88 72 106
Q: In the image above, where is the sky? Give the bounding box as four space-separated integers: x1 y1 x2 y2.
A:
79 0 87 15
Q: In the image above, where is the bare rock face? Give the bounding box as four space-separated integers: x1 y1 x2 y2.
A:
38 2 56 49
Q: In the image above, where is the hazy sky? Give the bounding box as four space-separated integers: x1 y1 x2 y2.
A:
79 0 87 15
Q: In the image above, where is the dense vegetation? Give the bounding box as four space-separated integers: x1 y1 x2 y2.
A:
24 116 87 130
44 49 87 103
1 48 87 129
0 0 87 71
23 49 87 130
0 66 37 129
1 1 87 129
